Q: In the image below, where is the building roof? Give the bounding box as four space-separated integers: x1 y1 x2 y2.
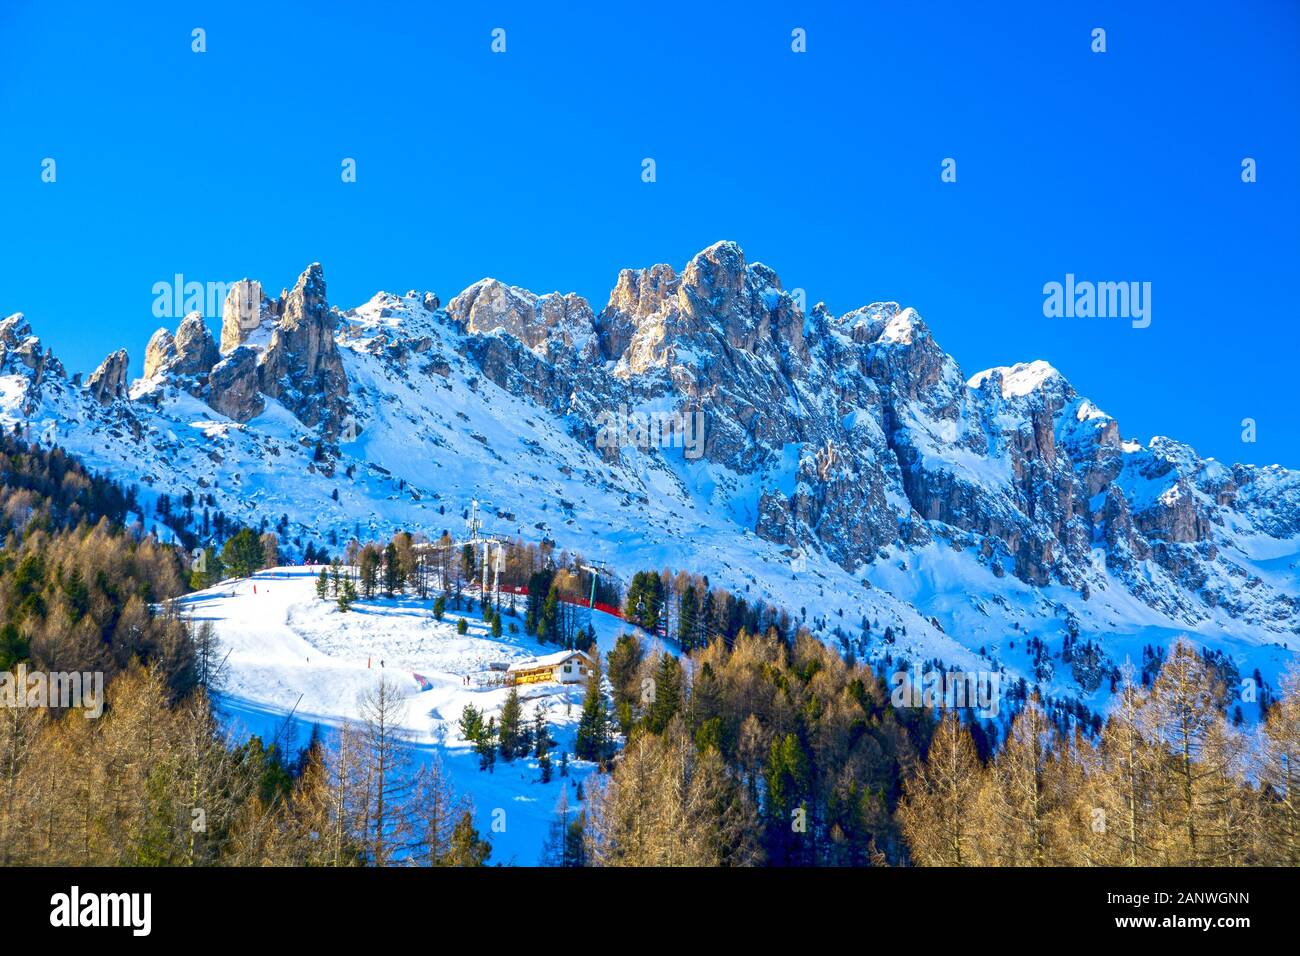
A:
506 649 593 672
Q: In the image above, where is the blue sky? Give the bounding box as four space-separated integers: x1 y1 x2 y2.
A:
1 0 1297 466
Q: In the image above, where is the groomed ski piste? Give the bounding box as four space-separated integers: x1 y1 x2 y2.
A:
176 566 655 864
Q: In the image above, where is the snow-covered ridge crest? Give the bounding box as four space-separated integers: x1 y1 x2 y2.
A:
968 360 1064 399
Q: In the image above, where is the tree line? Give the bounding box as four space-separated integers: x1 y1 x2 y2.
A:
899 640 1300 866
0 665 493 866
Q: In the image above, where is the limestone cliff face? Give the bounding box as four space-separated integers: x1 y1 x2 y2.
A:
139 312 220 405
200 265 349 433
448 280 599 357
220 279 278 355
143 328 175 379
0 313 65 414
255 264 349 430
207 346 264 421
173 313 220 377
435 242 1272 618
86 349 129 404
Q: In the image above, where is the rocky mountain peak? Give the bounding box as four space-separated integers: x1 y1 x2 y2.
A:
142 327 176 379
678 240 750 319
448 280 595 354
605 263 679 320
85 348 129 404
144 312 219 383
248 264 348 432
969 360 1069 402
1 244 1296 658
280 263 328 332
0 312 65 390
220 279 278 355
173 312 220 376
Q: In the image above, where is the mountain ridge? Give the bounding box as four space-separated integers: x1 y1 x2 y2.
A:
3 241 1298 717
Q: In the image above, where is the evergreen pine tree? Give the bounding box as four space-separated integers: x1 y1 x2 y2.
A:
646 652 684 734
337 579 356 612
575 655 610 764
678 585 698 649
499 687 523 761
476 717 497 772
383 542 401 597
444 811 491 866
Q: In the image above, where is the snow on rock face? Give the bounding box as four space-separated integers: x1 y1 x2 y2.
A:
968 360 1062 399
0 242 1298 716
141 313 220 394
0 313 64 402
220 278 279 355
207 346 264 421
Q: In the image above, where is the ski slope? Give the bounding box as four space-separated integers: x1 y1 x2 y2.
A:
176 566 650 864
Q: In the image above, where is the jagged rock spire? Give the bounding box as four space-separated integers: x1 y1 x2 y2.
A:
86 349 129 404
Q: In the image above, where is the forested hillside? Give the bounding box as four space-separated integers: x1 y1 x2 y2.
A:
1 431 1298 867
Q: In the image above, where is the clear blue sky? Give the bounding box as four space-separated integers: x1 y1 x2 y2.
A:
1 0 1297 466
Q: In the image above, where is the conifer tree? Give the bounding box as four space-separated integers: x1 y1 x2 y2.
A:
498 687 523 761
981 695 1055 866
898 711 983 865
383 542 401 597
476 717 497 772
337 579 356 612
1140 639 1225 864
1260 667 1300 865
678 585 699 649
575 655 611 764
1092 672 1158 865
444 810 491 866
646 652 684 734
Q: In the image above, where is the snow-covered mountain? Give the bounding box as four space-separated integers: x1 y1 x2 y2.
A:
4 241 1299 713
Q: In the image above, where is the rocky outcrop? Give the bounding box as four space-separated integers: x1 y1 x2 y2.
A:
86 349 129 404
173 313 219 377
448 280 598 357
255 264 349 431
221 279 278 354
207 346 264 421
597 264 677 360
143 313 219 384
0 313 65 385
143 328 176 379
201 265 350 431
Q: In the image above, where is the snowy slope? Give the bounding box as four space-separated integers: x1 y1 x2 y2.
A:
178 566 652 864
